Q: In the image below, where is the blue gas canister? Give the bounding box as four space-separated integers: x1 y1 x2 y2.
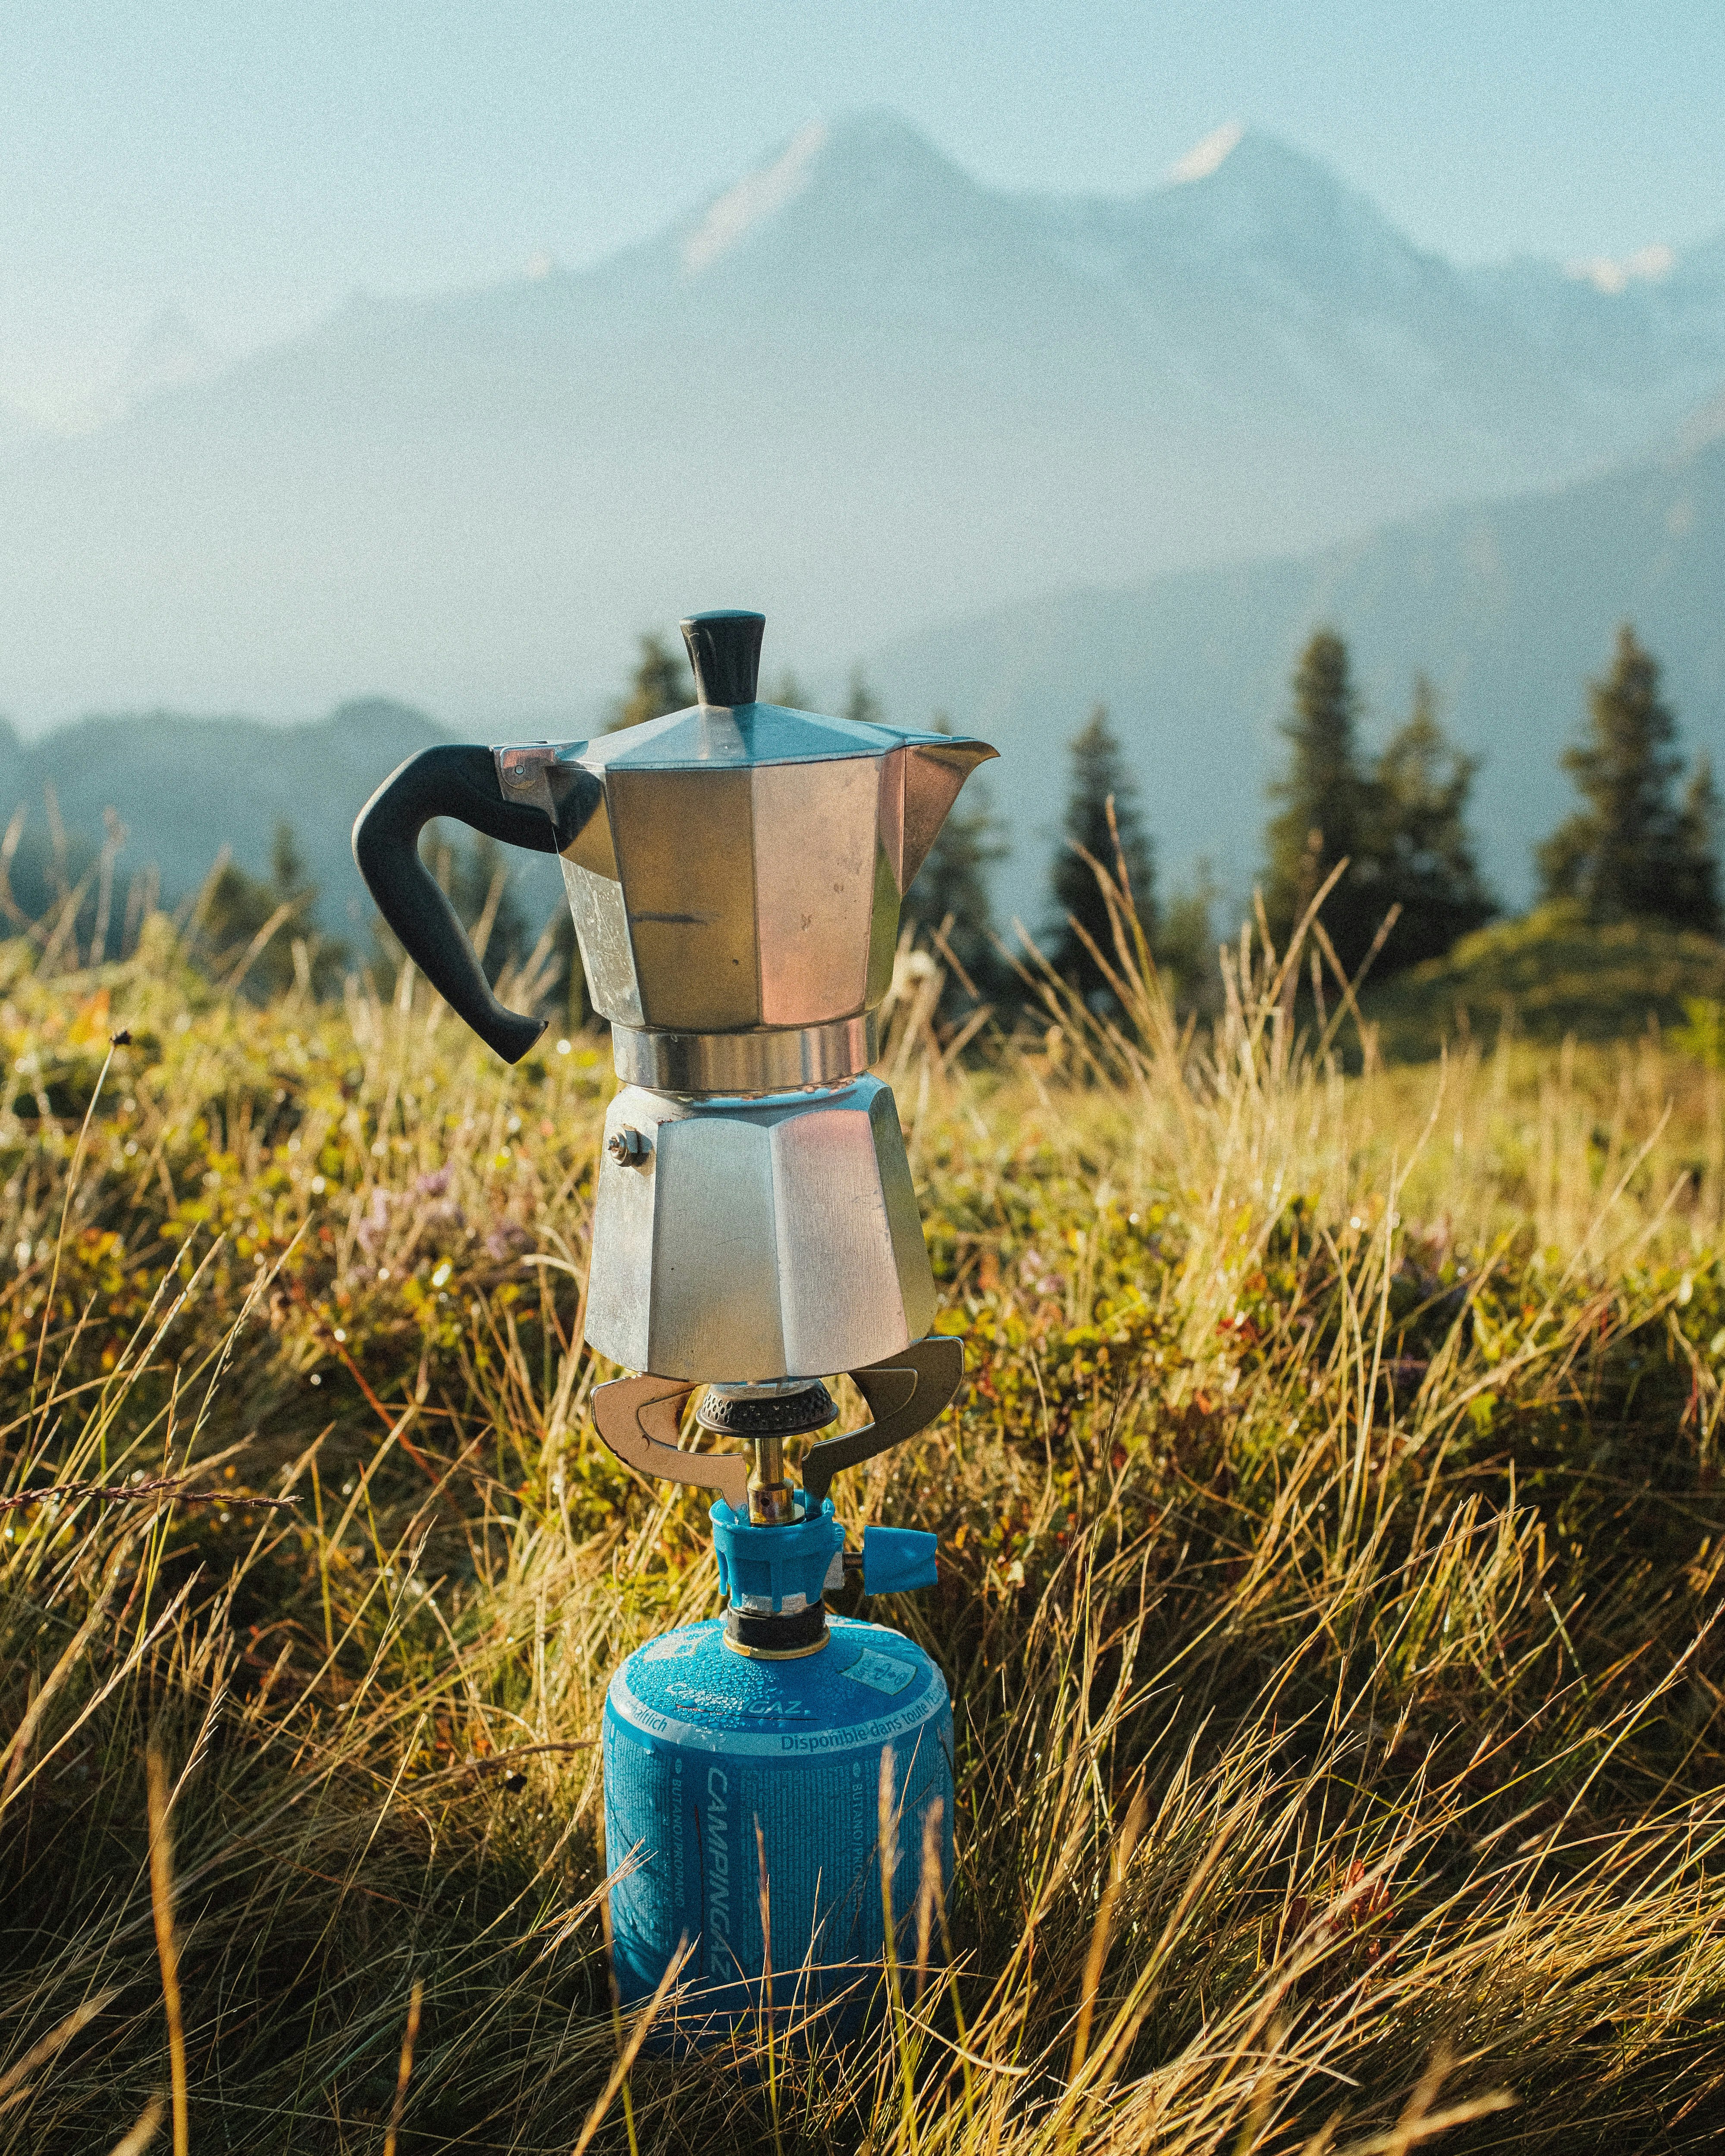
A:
603 1613 953 2038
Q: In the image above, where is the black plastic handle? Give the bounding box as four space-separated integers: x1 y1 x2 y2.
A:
352 744 559 1063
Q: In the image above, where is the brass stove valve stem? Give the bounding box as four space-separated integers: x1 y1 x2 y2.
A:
693 1379 840 1529
747 1434 800 1525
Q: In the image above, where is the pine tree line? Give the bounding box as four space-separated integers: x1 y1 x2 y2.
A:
1535 624 1718 933
535 617 1725 1037
198 822 348 999
19 617 1712 1027
1260 632 1496 985
1261 621 1719 997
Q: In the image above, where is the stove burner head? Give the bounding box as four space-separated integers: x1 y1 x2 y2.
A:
694 1382 839 1438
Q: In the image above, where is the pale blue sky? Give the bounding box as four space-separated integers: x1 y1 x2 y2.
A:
4 0 1723 421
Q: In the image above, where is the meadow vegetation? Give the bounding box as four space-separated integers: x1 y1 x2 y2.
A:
5 893 1725 2152
1364 904 1725 1062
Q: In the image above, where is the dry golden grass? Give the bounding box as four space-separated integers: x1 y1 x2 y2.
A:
3 890 1725 2151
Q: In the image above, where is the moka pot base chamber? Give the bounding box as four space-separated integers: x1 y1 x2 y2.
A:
585 1073 935 1382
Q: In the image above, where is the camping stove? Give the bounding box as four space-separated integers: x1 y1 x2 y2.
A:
353 608 997 2040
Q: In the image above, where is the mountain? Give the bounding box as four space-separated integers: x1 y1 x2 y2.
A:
0 110 1721 724
1029 131 1722 473
863 423 1725 929
1466 233 1725 415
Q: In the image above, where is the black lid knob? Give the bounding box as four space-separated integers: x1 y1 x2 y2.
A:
681 610 764 708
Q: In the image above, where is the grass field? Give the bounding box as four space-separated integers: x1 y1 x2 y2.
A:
6 902 1725 2153
1364 905 1725 1063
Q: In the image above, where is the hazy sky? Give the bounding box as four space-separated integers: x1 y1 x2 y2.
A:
4 0 1723 423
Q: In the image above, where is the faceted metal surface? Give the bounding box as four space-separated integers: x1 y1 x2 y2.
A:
583 1076 936 1382
493 706 995 1040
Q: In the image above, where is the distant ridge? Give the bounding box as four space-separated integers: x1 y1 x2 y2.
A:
0 700 450 933
13 409 1723 941
864 423 1725 924
6 404 1722 944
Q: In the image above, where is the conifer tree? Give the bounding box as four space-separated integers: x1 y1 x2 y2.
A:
768 669 811 708
608 631 693 731
1156 864 1221 1009
1675 757 1722 936
201 820 343 997
1046 705 1155 1002
844 669 885 727
1261 629 1380 978
270 821 310 900
1371 674 1496 971
904 714 1007 1010
1536 625 1720 933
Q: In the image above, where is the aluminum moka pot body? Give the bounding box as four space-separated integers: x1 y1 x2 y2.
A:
494 696 991 1044
588 1074 936 1380
351 610 996 1382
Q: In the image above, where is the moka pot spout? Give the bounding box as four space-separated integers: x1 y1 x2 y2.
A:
889 736 999 892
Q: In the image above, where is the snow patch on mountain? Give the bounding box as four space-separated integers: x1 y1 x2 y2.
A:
681 120 828 273
1565 242 1675 295
1168 120 1243 184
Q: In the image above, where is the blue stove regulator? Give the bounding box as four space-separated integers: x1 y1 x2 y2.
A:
602 1497 950 2042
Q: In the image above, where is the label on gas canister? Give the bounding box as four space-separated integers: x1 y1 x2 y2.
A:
843 1648 916 1695
604 1623 953 2003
